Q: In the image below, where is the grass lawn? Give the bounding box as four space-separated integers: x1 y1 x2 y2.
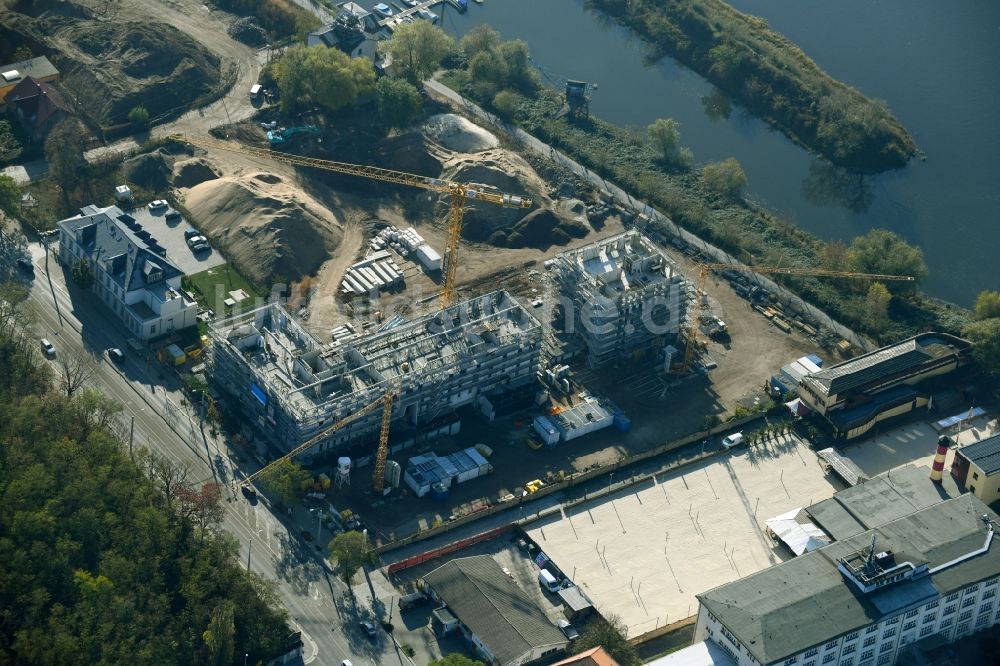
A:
183 263 262 317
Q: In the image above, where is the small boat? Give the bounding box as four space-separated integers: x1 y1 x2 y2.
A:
373 3 393 18
473 0 484 4
401 0 419 7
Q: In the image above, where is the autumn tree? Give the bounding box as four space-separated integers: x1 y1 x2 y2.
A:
45 118 88 191
973 290 1000 321
862 282 892 334
178 481 226 534
329 530 373 586
379 21 454 83
647 118 692 169
847 229 927 292
574 612 640 666
0 174 20 218
272 45 375 114
701 158 748 200
260 458 310 506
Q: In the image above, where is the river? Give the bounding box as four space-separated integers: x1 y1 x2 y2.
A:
434 0 1000 306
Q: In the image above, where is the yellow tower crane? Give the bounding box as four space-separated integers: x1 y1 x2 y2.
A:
236 390 396 493
168 134 532 306
674 262 916 374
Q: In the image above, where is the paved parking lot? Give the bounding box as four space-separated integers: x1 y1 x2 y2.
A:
842 413 997 477
125 205 225 276
523 435 841 639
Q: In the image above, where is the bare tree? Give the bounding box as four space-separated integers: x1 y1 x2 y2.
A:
56 352 98 398
147 451 191 508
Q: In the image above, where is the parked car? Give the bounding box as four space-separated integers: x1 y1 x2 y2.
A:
359 621 377 640
372 3 392 18
17 257 34 274
398 592 427 610
148 199 168 211
165 209 181 221
40 338 56 357
722 432 745 450
241 485 258 502
261 120 278 130
183 228 201 240
191 242 210 253
106 347 125 365
557 618 580 641
186 234 207 248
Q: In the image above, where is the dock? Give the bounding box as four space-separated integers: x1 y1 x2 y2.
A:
375 0 468 30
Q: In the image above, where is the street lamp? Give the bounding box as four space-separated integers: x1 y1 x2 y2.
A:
243 653 248 666
310 508 323 551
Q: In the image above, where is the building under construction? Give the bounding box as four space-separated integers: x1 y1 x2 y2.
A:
208 290 542 459
551 230 692 368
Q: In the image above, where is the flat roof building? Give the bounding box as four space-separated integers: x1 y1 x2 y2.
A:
951 433 1000 505
693 484 1000 666
208 291 541 460
551 230 692 368
423 555 568 665
798 332 971 440
0 56 59 101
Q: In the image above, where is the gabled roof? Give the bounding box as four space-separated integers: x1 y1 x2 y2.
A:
699 494 1000 665
551 646 620 666
57 205 183 292
424 555 567 664
801 333 969 397
959 433 1000 476
7 76 69 129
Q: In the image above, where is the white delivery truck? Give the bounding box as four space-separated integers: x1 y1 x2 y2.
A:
538 569 560 593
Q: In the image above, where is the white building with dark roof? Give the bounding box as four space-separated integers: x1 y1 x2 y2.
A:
58 204 198 340
689 469 1000 666
423 555 568 665
951 433 1000 504
798 333 971 440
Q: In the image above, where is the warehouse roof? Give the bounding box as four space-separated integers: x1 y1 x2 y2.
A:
802 333 968 397
424 555 567 664
699 494 1000 665
958 434 1000 476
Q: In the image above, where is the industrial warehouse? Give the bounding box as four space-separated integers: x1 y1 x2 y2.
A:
208 290 542 459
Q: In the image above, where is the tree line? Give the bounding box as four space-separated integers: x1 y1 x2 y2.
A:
0 283 290 664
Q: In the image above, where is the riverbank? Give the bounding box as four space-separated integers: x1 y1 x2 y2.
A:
584 0 916 173
438 71 968 341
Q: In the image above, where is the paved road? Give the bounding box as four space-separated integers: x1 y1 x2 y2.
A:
20 239 412 666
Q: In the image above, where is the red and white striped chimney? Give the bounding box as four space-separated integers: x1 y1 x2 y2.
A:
930 435 951 484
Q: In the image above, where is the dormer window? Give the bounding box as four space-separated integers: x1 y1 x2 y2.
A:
142 260 163 284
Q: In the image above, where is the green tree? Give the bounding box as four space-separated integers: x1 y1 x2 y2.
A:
647 118 691 168
701 157 747 200
492 89 523 119
0 173 20 218
127 105 150 129
203 603 236 666
963 318 1000 376
260 459 310 506
71 258 95 289
429 655 486 666
379 21 455 83
375 77 423 128
44 118 88 192
973 290 1000 321
273 45 375 114
847 229 927 292
863 282 892 334
467 37 539 99
460 24 500 59
574 613 640 666
328 530 372 586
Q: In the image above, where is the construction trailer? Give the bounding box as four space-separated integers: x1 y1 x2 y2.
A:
207 290 542 460
551 230 694 368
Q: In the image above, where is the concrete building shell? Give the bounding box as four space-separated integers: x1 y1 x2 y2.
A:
208 290 541 459
551 230 692 368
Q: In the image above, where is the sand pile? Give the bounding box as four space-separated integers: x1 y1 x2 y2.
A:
125 150 172 190
173 158 220 188
421 114 499 153
181 171 342 284
441 148 551 240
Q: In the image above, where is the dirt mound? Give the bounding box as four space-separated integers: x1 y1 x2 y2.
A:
173 158 220 189
6 9 221 124
441 149 551 240
493 208 588 249
181 172 342 284
421 114 499 153
254 173 282 184
125 150 172 190
377 133 444 177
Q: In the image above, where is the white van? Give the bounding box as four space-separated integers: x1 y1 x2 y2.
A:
250 84 262 99
722 432 745 449
538 569 560 593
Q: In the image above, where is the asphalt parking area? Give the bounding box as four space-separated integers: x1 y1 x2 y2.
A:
126 205 225 276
